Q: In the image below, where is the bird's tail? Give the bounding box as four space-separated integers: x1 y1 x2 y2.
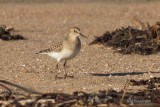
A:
35 51 45 54
35 49 51 54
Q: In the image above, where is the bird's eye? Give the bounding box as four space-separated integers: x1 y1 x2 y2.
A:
74 30 77 32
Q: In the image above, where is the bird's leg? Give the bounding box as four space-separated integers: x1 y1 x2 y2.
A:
55 62 61 79
63 60 67 78
56 63 59 69
63 60 74 79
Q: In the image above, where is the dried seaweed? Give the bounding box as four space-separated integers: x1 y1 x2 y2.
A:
0 78 160 106
130 77 160 86
89 21 160 55
0 25 26 41
130 77 160 103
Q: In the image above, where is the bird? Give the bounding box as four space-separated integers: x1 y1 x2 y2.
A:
36 27 86 79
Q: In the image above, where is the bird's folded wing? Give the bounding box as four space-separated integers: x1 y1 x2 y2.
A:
36 42 63 54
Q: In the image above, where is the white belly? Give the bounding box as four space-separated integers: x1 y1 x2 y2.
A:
48 37 81 62
62 48 80 59
48 48 80 62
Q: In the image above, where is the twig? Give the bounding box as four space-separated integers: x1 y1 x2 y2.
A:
120 79 130 104
0 83 12 100
0 80 42 95
54 99 77 107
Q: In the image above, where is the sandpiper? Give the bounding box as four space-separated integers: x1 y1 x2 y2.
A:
36 27 86 79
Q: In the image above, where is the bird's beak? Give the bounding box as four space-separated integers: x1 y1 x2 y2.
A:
79 33 87 38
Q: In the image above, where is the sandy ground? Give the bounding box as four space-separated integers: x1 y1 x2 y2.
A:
0 1 160 94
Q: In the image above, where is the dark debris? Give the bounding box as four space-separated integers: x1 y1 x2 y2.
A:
0 78 160 106
89 21 160 55
130 77 160 103
0 25 26 41
130 77 160 86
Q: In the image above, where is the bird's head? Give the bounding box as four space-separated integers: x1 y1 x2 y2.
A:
69 27 87 38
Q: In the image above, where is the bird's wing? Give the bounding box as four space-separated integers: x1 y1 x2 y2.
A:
36 42 63 54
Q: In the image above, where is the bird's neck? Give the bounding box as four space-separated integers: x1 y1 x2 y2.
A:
68 34 79 41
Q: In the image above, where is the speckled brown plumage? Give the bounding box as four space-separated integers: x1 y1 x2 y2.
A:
36 27 86 79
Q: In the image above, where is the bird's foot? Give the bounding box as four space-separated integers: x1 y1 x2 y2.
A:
66 75 74 79
55 74 74 79
55 74 66 79
64 73 74 79
55 75 65 79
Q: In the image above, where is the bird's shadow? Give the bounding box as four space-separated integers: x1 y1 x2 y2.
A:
91 71 160 77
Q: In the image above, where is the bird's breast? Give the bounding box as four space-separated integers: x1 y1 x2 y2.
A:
62 37 81 60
